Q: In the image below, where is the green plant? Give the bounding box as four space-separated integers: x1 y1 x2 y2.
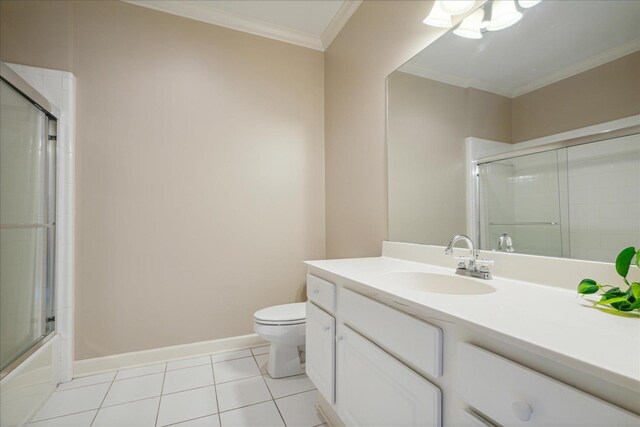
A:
577 246 640 313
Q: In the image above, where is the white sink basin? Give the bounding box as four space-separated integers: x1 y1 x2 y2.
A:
377 271 496 295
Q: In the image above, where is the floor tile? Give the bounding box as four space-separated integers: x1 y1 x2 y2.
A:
275 390 324 427
57 372 115 391
172 415 221 426
254 354 268 374
163 364 214 394
211 349 252 363
263 374 315 399
219 401 284 427
115 363 166 380
157 385 218 426
92 397 159 427
102 372 164 407
28 410 96 427
167 356 212 371
213 358 260 384
31 383 110 421
216 376 272 412
250 346 270 356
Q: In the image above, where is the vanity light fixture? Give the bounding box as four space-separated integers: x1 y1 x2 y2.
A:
518 0 542 8
453 8 485 39
424 0 543 39
439 0 476 16
423 1 454 28
487 0 523 31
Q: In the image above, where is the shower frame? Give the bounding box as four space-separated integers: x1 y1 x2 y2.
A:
471 123 640 257
0 63 58 380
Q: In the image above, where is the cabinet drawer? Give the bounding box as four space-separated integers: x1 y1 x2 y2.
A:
461 410 495 427
340 288 442 378
337 325 441 427
457 343 640 426
306 274 336 313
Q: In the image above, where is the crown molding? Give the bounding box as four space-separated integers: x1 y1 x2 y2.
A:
400 38 640 99
511 37 640 97
398 62 513 98
321 0 363 50
123 0 324 51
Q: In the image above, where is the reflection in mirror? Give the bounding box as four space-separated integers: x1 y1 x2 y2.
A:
387 0 640 262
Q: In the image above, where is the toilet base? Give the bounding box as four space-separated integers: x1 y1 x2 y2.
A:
267 343 305 378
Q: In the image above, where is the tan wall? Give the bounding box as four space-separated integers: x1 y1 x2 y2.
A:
325 0 466 258
387 72 467 245
466 87 512 142
386 72 511 244
512 51 640 143
0 0 73 72
1 1 325 359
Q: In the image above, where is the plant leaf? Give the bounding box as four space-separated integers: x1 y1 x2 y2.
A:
615 247 636 278
594 296 630 306
636 250 640 268
628 299 640 311
577 279 599 294
631 283 640 300
612 300 634 312
603 287 624 296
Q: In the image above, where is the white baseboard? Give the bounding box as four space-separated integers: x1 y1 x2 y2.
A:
73 334 267 378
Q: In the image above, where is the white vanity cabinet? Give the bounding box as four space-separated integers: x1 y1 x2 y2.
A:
305 301 335 403
305 274 337 404
305 245 640 427
337 325 442 426
305 273 443 427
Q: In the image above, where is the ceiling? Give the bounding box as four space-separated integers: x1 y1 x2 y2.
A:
399 0 640 97
123 0 362 51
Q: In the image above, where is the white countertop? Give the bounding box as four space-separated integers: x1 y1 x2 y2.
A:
305 256 640 392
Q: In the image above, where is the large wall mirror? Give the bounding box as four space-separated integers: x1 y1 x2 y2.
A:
387 0 640 263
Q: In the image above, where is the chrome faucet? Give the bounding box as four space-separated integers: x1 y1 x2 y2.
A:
498 233 514 253
445 234 493 279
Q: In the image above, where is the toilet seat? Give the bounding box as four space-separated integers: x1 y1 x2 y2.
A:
254 302 305 326
254 319 305 326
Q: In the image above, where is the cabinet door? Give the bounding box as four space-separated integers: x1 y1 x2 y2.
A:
337 325 441 427
305 302 335 403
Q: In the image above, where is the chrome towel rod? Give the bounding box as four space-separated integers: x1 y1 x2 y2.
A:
489 222 559 226
0 223 55 229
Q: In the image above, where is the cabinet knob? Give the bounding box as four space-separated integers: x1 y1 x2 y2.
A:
336 335 344 342
511 401 533 422
313 289 320 294
323 326 331 332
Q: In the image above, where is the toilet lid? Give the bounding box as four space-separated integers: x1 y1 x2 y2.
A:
254 303 306 323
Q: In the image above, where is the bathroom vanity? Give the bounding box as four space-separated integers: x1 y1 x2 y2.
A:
304 242 640 426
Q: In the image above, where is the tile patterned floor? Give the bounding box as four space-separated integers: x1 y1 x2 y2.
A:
29 345 327 427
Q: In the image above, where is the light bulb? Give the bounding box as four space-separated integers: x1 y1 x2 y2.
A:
518 0 542 8
454 8 485 39
487 0 523 31
440 0 476 16
423 1 453 28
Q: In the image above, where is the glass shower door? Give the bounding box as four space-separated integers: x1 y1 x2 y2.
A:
478 150 566 257
0 79 56 373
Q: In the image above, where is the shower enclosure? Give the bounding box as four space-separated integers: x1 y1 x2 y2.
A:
0 71 57 377
477 129 640 263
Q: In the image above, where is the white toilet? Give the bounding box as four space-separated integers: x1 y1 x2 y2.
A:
253 302 306 378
